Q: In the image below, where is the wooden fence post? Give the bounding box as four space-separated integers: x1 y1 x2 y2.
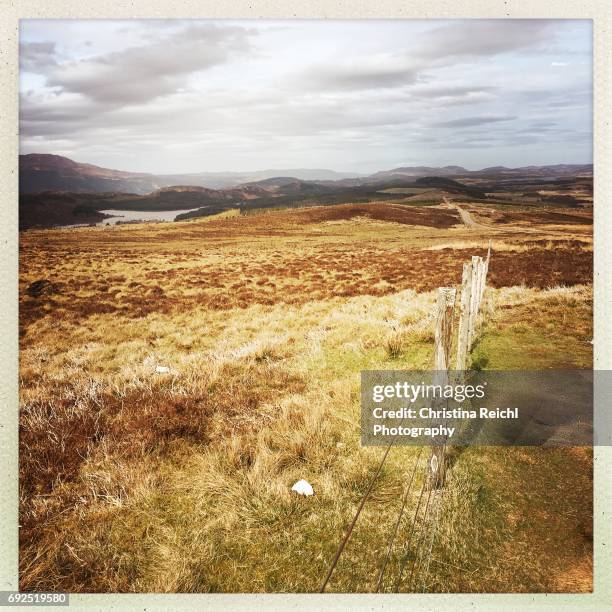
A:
475 258 484 317
455 261 472 371
429 287 456 489
481 241 491 302
428 249 492 488
466 256 481 350
433 287 456 371
456 247 492 370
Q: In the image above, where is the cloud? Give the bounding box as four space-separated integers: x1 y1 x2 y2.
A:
416 20 555 61
409 85 496 98
297 20 559 94
18 20 592 172
303 56 418 91
518 121 560 134
44 24 254 106
20 41 57 71
407 84 498 106
432 115 517 128
20 92 102 136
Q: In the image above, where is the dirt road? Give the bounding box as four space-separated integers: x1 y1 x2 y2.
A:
443 197 481 228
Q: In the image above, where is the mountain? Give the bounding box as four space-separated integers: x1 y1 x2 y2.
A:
413 176 485 198
241 169 363 182
104 184 273 211
19 154 165 195
476 164 593 177
18 154 593 229
20 154 593 195
19 154 362 194
365 164 592 183
370 165 469 180
242 176 335 196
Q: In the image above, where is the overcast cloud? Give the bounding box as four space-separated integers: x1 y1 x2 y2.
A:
19 19 592 173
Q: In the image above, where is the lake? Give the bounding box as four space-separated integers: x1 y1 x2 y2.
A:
98 208 200 225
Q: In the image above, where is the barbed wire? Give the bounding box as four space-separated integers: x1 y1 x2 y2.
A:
374 447 424 592
319 440 395 593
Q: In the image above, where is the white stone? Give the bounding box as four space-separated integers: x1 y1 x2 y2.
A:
155 365 171 374
291 479 314 496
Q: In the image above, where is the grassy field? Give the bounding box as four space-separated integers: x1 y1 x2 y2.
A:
19 200 593 592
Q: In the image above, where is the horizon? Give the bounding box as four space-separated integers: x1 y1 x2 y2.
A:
19 151 593 178
20 20 593 174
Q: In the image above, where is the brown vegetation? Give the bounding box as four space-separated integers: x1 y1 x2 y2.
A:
19 201 593 592
19 203 592 329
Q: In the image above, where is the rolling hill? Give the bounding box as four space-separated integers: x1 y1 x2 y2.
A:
20 154 593 196
19 154 362 194
18 154 593 229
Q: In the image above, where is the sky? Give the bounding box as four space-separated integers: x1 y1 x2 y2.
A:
19 19 592 174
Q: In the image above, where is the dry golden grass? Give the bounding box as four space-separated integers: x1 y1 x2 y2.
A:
20 203 592 326
19 201 593 593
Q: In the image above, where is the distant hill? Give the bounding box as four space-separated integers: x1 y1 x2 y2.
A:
414 176 485 198
241 168 363 182
100 184 273 211
18 154 592 229
19 154 165 195
476 164 593 177
19 182 281 229
19 154 362 194
242 176 335 196
367 164 592 183
371 165 469 180
19 192 124 230
19 154 593 195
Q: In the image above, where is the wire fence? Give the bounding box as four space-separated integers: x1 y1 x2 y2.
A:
319 246 492 593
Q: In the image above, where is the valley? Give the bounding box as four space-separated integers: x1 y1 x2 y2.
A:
18 154 592 229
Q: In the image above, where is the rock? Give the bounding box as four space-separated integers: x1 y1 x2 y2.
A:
26 279 57 298
155 365 171 374
291 479 314 496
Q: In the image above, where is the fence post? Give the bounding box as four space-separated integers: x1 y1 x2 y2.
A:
476 257 485 313
433 287 456 371
480 241 491 302
456 246 492 370
467 255 483 350
429 287 456 489
455 261 472 371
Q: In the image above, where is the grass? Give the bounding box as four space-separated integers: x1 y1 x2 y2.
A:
19 200 593 592
471 285 592 369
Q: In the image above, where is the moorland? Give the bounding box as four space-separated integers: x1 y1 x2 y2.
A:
19 159 593 593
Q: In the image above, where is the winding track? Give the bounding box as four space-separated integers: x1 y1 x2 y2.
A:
443 197 485 229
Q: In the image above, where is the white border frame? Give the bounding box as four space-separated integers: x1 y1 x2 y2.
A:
1 3 610 611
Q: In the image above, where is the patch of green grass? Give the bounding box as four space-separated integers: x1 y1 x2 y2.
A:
472 319 591 370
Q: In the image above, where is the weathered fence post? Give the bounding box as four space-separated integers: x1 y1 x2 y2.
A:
429 286 456 489
428 249 492 487
455 261 473 371
467 256 480 349
467 255 484 350
480 241 491 302
456 245 491 369
478 258 486 306
434 287 456 371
